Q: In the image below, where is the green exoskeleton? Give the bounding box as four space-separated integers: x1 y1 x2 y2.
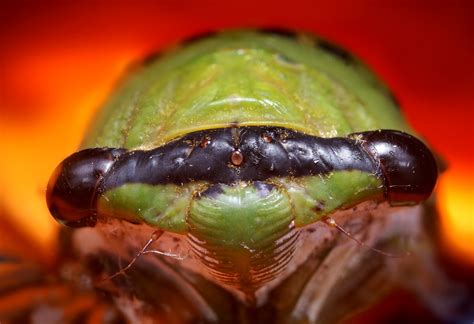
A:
46 30 439 321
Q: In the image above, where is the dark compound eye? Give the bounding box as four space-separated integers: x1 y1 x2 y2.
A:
46 148 125 227
356 130 438 204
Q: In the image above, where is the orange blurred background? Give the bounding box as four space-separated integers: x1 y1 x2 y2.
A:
0 1 473 269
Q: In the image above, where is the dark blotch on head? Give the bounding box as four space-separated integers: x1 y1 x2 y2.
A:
318 39 354 64
389 91 401 109
142 50 164 66
181 30 219 47
259 28 298 39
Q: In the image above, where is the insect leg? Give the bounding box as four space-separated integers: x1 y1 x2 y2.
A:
106 230 184 280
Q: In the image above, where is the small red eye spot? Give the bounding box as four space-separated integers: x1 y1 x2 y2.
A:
231 150 244 166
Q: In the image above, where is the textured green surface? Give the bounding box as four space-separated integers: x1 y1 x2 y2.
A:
82 30 408 149
188 183 292 248
97 183 201 233
284 171 383 226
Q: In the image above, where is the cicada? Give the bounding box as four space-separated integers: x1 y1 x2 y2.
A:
42 30 441 322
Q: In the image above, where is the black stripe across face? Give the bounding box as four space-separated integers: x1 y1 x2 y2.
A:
101 127 378 187
46 127 438 227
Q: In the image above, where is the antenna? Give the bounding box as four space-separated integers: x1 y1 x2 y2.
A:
323 217 410 258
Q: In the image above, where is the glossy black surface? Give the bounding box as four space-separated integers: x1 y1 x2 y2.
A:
100 127 378 186
46 127 438 226
355 130 438 203
46 148 125 227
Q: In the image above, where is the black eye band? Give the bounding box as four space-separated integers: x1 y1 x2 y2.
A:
46 127 438 227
